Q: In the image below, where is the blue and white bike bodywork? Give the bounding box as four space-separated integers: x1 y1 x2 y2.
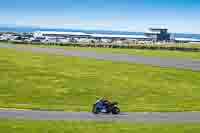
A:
92 100 120 114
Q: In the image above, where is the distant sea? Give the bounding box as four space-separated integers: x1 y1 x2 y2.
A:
0 26 200 40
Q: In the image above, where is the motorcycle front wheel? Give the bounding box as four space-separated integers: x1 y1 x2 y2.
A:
111 107 120 114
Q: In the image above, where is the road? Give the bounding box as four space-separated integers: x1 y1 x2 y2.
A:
1 109 200 122
0 44 200 71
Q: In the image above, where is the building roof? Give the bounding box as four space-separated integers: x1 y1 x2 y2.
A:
90 34 151 39
145 28 168 34
35 31 90 36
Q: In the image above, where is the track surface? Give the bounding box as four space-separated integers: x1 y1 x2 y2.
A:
0 44 200 71
1 109 200 122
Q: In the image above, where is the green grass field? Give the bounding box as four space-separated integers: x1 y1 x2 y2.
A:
1 42 200 60
0 119 200 133
0 48 200 112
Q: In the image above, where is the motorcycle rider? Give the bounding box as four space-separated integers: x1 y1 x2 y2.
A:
95 98 111 112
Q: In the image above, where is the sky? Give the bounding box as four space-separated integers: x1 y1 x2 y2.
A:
0 0 200 33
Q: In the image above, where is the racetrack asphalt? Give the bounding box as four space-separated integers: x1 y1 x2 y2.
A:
1 109 200 122
0 44 200 71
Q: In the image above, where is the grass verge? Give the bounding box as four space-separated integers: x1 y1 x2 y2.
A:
0 48 200 112
0 119 200 133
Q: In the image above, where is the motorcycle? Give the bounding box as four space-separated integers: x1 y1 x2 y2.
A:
92 101 120 115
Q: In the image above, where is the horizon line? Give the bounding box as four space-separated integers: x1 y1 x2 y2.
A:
0 24 200 35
